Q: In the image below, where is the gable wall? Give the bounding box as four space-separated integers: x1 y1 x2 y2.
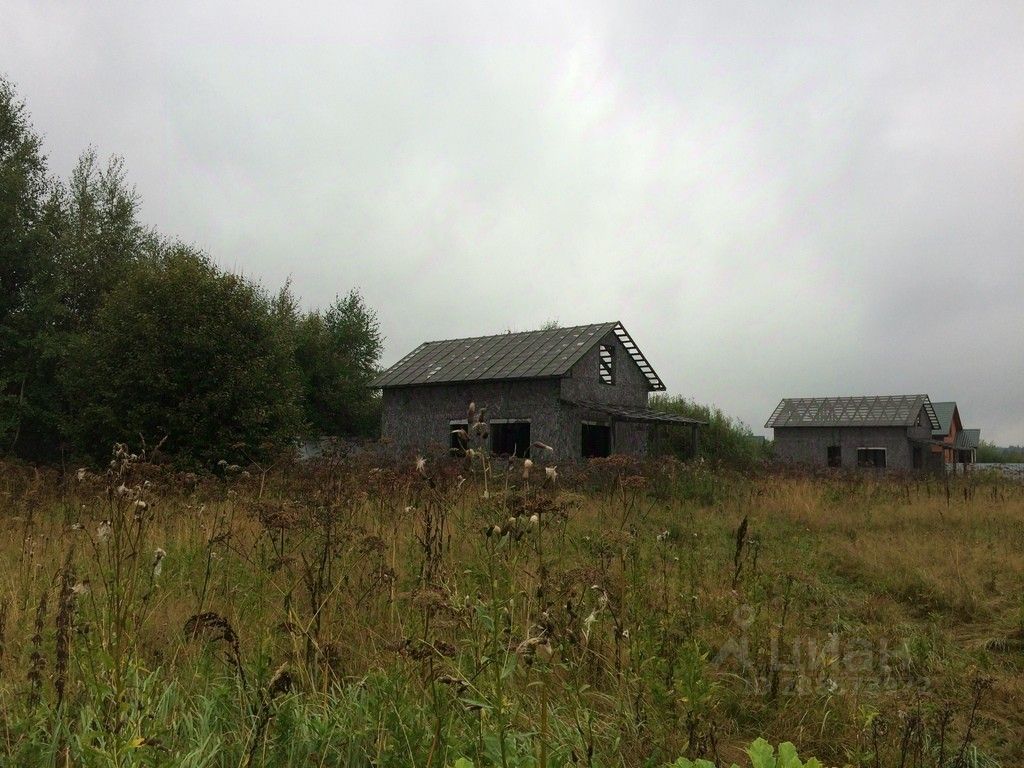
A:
559 330 652 457
560 330 651 407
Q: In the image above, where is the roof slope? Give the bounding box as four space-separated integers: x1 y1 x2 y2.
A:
955 428 981 450
931 401 959 437
765 395 940 430
370 322 666 390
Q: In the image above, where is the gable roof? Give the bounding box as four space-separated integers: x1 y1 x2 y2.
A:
370 321 666 390
765 395 940 430
954 428 981 451
931 401 960 437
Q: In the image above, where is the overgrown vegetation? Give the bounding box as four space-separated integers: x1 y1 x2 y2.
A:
0 79 382 465
976 442 1024 464
0 443 1020 767
649 395 770 468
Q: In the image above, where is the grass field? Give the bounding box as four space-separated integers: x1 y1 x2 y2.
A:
0 447 1021 767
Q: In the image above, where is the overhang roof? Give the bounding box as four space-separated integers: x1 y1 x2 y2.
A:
765 395 940 430
565 399 707 426
931 401 959 437
369 322 666 390
955 428 981 450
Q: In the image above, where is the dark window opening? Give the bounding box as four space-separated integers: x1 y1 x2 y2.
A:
449 421 469 455
912 446 923 469
827 445 842 467
491 421 531 458
856 448 886 468
582 423 611 458
599 344 615 385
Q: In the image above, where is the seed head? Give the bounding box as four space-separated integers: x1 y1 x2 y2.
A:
415 456 427 476
529 513 540 527
267 663 294 698
152 548 166 578
545 466 558 483
535 638 553 662
97 521 112 542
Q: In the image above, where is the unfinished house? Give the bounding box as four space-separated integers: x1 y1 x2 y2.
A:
765 395 941 470
930 401 981 466
369 322 704 460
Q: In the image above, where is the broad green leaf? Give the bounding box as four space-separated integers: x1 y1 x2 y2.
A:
776 742 800 768
747 738 776 768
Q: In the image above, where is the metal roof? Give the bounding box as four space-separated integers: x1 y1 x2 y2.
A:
369 322 667 390
564 399 706 426
954 428 981 450
765 395 940 430
931 401 959 437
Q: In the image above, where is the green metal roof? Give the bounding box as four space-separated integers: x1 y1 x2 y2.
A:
370 322 667 390
955 428 981 450
931 401 959 437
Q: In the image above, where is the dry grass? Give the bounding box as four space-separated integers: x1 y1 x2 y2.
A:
0 452 1021 767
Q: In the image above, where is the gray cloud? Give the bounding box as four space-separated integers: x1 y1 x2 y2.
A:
4 0 1022 441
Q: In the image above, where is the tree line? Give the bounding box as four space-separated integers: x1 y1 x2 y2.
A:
0 79 382 466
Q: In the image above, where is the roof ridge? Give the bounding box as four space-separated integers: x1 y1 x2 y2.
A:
414 321 619 347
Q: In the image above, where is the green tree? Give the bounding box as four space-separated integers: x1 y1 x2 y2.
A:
63 248 303 464
294 290 383 438
0 78 51 452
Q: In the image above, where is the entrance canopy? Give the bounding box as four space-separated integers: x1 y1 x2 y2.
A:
563 400 707 426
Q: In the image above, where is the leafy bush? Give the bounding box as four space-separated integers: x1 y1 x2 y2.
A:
667 738 823 768
649 394 769 468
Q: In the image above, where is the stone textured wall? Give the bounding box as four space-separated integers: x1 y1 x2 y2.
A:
381 379 573 459
772 406 936 470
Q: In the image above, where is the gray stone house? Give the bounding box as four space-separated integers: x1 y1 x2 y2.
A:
765 395 941 470
369 322 703 460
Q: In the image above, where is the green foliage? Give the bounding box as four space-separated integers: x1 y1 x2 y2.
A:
667 739 822 768
294 290 383 438
0 77 51 452
63 249 303 463
650 394 769 468
0 78 384 464
976 440 1024 463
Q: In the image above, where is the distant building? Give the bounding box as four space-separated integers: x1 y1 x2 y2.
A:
369 322 704 460
765 395 941 470
930 401 981 465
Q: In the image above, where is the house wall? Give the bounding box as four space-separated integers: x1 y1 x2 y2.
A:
381 379 576 459
931 408 962 463
772 406 936 470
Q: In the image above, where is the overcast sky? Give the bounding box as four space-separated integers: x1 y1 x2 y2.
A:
4 1 1022 442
